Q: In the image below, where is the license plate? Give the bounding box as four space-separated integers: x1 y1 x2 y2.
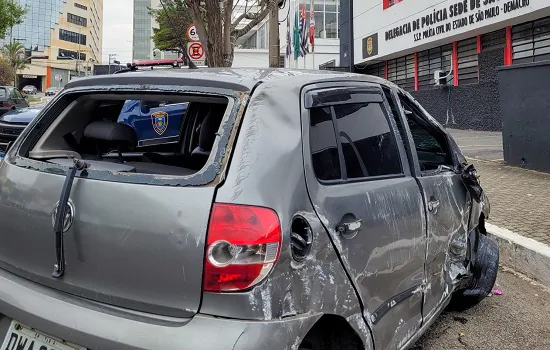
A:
1 321 86 350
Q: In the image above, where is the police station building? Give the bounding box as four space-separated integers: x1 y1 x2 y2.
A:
338 0 550 131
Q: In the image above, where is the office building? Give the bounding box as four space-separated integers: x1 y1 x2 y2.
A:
133 0 178 60
0 0 103 91
339 0 550 131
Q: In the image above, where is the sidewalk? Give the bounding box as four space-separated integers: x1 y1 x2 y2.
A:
471 159 550 245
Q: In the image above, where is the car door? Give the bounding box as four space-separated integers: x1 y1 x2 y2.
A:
395 90 471 321
131 100 188 146
11 88 28 108
302 83 427 349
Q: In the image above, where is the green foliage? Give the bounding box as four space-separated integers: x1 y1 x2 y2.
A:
0 0 28 39
150 1 193 54
0 58 14 85
3 41 26 71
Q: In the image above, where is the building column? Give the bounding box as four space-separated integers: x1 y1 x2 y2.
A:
504 26 513 66
414 52 418 91
452 42 459 86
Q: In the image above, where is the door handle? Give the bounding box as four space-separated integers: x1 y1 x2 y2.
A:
336 214 362 240
427 198 440 212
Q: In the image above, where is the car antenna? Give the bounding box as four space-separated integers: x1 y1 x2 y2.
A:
159 0 199 69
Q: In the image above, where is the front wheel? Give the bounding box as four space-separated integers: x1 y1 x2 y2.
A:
450 233 499 311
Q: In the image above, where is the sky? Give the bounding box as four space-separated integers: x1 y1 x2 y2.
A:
102 0 134 65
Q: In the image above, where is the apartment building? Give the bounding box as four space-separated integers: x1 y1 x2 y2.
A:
0 0 103 91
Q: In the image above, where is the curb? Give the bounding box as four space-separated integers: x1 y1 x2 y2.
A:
486 222 550 286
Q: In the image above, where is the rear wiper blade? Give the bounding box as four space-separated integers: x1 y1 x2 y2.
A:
52 158 89 279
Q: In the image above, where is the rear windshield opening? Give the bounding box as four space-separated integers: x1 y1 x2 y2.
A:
25 93 231 177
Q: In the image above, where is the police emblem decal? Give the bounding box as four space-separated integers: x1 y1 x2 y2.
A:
152 111 169 135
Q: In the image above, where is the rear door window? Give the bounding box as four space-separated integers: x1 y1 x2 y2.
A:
308 89 403 182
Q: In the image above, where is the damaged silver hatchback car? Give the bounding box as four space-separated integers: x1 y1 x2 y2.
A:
0 68 497 350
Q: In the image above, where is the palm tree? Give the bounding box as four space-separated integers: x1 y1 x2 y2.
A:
2 42 27 87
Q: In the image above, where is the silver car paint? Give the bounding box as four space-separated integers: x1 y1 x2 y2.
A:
0 69 489 350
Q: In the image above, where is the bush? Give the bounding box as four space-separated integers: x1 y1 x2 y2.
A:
0 58 14 86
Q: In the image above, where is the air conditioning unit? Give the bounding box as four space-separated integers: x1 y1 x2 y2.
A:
434 70 447 86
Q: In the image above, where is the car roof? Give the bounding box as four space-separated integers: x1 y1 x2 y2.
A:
63 68 389 92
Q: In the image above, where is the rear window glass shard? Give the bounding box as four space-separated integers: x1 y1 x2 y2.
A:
13 90 240 186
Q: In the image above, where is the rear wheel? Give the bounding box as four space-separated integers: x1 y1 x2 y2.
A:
450 233 499 311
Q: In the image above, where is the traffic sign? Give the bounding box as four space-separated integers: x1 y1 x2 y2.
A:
186 24 200 42
187 42 204 61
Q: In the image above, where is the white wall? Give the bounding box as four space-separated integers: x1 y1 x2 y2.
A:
233 49 270 68
353 0 550 64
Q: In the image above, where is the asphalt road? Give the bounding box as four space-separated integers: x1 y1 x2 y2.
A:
412 268 550 349
447 128 503 162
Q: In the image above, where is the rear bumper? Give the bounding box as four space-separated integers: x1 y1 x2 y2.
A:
0 268 320 350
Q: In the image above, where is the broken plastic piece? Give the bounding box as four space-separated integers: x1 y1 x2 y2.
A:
492 289 503 295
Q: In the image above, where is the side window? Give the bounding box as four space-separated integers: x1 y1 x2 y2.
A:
308 91 403 182
333 102 402 178
310 106 342 181
12 89 23 99
398 94 454 172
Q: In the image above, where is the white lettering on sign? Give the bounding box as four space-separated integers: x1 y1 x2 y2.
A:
354 0 543 63
384 0 530 44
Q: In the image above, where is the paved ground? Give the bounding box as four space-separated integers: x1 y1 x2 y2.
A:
448 129 550 245
448 129 503 161
413 268 550 349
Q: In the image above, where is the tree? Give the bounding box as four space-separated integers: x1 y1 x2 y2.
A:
0 58 14 85
3 42 27 86
157 0 280 67
0 0 28 39
151 3 193 54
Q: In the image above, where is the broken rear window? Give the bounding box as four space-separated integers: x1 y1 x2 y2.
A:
11 89 241 186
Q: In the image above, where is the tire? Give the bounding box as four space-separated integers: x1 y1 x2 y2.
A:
450 233 499 311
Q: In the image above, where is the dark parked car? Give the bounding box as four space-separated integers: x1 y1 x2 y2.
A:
0 68 496 350
0 86 29 116
0 100 188 158
45 86 60 96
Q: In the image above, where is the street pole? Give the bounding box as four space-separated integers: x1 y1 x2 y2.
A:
268 1 280 68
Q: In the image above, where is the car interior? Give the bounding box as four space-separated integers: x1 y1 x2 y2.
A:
26 93 231 176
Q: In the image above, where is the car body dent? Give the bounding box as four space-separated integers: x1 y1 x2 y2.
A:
211 82 374 348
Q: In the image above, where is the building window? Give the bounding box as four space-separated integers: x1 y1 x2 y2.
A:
59 29 87 45
67 13 88 27
364 62 385 78
512 16 550 64
279 55 285 67
300 0 339 39
58 48 86 61
75 3 88 10
258 23 268 49
457 37 479 85
481 29 506 51
387 54 415 91
417 44 453 90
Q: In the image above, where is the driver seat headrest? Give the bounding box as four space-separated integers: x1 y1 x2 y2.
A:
83 121 137 147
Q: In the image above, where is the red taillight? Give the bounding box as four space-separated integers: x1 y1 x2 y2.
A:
203 203 281 292
2 103 11 108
